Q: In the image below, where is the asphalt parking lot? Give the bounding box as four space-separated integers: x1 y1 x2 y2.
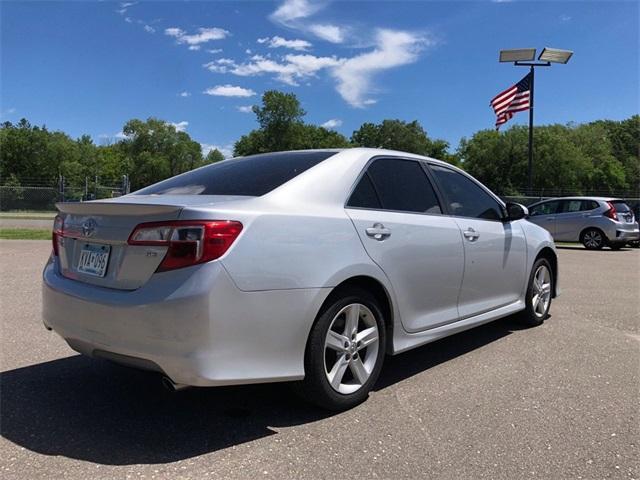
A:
0 240 638 479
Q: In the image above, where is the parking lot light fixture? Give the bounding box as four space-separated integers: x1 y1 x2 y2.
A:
538 47 574 64
499 48 537 63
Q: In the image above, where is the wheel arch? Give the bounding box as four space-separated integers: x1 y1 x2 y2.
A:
313 275 395 355
534 246 559 298
579 226 607 243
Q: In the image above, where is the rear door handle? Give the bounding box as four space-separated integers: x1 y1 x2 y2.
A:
463 227 480 241
365 223 391 241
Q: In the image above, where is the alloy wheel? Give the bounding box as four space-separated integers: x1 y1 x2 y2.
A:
531 265 552 318
583 230 602 249
323 303 380 395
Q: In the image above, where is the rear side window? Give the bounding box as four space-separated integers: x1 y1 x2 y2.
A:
348 173 382 209
134 151 339 196
529 201 560 216
582 200 599 211
561 200 584 213
347 158 441 214
429 165 503 221
611 201 631 213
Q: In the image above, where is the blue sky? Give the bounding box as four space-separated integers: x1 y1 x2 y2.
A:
1 0 638 156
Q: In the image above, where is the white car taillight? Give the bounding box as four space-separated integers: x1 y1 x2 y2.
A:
128 220 243 272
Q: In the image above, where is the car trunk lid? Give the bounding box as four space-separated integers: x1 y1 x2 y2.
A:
55 195 249 290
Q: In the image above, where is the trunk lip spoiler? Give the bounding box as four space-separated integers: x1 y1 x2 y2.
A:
55 201 184 216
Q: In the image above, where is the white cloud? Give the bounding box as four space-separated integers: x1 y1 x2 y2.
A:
201 143 234 158
207 48 223 54
165 27 230 48
270 0 323 25
203 84 256 97
205 28 429 107
308 24 345 44
178 91 191 97
258 36 312 51
321 118 342 129
215 53 341 86
143 25 155 34
124 17 133 23
169 121 189 132
236 105 254 113
560 14 572 22
332 29 429 107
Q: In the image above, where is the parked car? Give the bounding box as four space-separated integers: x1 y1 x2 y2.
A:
527 197 640 250
43 149 559 410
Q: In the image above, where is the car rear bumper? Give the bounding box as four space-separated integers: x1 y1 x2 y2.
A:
42 257 329 386
613 226 640 242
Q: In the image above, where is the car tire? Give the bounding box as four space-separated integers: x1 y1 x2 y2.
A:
520 258 553 327
294 287 386 411
581 228 606 250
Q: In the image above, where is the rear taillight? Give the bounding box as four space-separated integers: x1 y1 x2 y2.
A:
603 202 618 221
128 220 243 272
52 214 64 256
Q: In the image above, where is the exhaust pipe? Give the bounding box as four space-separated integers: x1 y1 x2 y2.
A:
161 376 190 392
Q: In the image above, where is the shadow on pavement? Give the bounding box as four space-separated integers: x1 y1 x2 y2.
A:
1 315 527 465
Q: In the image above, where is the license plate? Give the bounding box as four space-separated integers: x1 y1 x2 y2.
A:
77 243 110 277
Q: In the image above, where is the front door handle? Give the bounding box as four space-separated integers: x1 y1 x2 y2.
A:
365 223 391 241
463 227 480 241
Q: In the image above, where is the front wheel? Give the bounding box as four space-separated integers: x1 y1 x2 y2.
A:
581 228 605 250
295 287 386 411
520 258 553 327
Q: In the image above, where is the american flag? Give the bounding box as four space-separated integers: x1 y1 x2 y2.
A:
490 73 531 129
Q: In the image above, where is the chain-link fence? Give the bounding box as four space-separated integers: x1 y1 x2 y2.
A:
0 176 128 212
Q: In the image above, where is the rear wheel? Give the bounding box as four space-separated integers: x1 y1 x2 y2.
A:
581 228 605 250
520 258 553 327
295 287 386 411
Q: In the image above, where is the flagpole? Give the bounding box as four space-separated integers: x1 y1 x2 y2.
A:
527 65 534 195
499 47 572 196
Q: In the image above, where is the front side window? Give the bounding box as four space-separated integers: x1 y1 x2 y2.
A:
529 201 561 216
347 158 441 214
429 165 503 221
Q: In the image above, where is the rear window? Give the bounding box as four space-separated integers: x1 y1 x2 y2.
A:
134 151 339 196
611 201 631 213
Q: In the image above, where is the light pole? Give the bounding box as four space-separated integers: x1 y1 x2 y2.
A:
499 47 573 194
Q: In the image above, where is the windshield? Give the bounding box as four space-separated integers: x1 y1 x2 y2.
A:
134 151 340 196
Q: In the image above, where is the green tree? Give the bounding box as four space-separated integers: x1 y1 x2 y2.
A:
120 118 204 189
234 90 350 155
205 148 225 164
350 119 457 164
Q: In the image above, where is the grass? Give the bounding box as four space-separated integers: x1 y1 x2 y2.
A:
0 212 56 220
0 228 51 240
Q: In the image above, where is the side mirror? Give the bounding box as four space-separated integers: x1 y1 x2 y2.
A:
505 202 528 221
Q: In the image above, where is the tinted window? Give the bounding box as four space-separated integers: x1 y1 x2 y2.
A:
582 200 599 211
561 200 584 213
351 159 441 214
529 201 560 216
430 165 503 220
347 173 381 209
612 201 631 213
134 151 339 196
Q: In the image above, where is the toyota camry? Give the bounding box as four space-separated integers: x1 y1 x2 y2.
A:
42 148 559 410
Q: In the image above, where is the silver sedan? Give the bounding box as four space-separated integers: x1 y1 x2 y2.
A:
42 148 559 410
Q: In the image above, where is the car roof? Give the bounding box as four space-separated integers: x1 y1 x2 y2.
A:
529 196 623 206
